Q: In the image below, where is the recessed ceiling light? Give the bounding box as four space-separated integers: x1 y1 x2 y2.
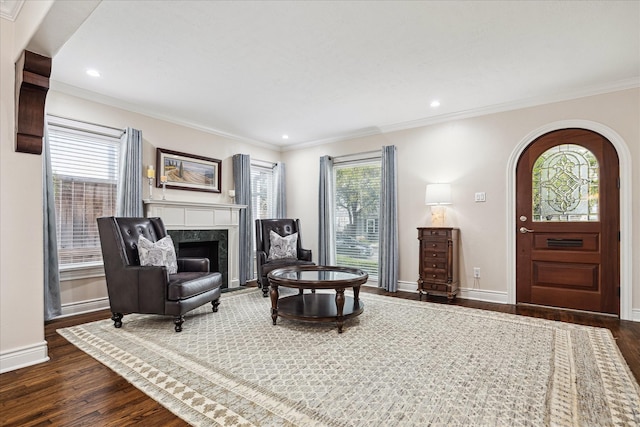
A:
282 134 289 140
430 100 441 108
86 69 101 77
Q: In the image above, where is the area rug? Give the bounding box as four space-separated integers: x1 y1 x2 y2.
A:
58 288 640 426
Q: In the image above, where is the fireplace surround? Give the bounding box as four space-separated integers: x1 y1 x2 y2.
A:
167 229 228 288
144 200 245 288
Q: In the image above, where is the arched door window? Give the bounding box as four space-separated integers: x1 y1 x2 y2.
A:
532 144 599 222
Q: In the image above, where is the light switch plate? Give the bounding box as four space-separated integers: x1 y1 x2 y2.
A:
474 192 486 202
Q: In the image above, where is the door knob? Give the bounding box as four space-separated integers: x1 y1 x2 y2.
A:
519 227 534 233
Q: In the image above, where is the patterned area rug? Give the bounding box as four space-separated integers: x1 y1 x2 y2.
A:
58 288 640 426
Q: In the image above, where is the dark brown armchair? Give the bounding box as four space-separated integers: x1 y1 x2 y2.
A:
97 216 222 332
255 218 314 297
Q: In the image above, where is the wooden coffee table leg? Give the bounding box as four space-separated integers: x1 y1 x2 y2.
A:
353 285 360 301
335 288 345 333
270 284 279 325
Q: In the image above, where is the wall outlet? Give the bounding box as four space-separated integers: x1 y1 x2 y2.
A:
473 267 481 278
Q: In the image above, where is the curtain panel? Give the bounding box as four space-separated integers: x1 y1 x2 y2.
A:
43 126 62 321
116 128 143 217
274 162 286 218
378 145 399 292
233 154 254 285
318 155 335 265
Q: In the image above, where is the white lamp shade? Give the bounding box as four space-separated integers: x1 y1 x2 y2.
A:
425 183 451 205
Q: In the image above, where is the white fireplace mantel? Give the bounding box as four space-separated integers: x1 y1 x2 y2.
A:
143 199 246 288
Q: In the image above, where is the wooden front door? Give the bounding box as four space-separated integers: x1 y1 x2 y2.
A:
516 129 620 315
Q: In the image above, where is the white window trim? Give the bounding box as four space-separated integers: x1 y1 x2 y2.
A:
47 114 123 277
59 262 105 281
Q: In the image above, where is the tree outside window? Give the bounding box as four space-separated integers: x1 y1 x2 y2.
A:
334 161 380 276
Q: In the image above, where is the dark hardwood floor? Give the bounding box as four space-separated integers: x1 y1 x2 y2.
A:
1 286 638 426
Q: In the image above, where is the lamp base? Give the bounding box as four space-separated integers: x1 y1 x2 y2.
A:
430 206 446 227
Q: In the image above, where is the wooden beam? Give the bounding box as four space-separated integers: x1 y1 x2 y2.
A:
15 50 51 155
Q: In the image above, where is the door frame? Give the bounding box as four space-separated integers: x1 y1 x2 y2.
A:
507 120 633 320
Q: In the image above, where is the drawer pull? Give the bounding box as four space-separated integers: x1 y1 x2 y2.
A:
432 243 437 247
432 264 437 268
432 274 437 278
432 253 437 257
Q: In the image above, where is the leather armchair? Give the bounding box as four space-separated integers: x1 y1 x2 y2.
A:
255 218 314 297
97 216 222 332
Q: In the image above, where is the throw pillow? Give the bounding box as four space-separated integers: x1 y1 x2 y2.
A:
137 235 178 274
268 230 298 260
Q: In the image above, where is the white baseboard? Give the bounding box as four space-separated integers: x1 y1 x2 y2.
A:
0 341 49 374
370 280 510 305
59 297 110 318
632 308 640 322
458 287 509 304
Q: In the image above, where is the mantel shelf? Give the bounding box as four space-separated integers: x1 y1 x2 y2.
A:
143 199 246 210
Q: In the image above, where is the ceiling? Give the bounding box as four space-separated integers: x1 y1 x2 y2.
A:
42 1 640 149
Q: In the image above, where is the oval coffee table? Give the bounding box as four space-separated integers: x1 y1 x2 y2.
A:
268 265 368 333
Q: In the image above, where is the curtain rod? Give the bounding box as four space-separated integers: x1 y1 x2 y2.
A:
332 149 381 164
251 158 277 168
46 113 126 136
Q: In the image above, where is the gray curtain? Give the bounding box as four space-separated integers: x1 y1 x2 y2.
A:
233 154 254 284
318 155 335 265
43 126 62 321
378 145 399 291
273 162 286 218
116 128 143 217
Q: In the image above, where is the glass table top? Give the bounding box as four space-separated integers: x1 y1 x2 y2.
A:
269 266 367 282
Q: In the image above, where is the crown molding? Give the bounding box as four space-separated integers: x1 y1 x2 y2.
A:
280 127 384 152
378 77 640 135
49 80 282 151
0 0 24 21
51 77 639 153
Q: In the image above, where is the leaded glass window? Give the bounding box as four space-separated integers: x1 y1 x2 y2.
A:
532 144 599 222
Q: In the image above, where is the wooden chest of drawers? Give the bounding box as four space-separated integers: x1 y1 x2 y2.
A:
417 227 459 300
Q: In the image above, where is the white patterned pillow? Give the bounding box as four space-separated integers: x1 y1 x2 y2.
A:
268 230 298 260
137 235 178 274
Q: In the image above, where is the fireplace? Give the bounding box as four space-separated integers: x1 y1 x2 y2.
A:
167 229 229 288
144 199 244 288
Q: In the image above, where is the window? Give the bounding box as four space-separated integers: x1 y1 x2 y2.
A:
250 161 275 223
47 116 122 269
532 144 599 222
333 159 381 276
250 161 276 278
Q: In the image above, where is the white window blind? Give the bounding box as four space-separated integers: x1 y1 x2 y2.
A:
47 117 122 266
251 162 275 221
333 159 381 277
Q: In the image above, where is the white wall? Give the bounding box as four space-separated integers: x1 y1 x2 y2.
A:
284 89 639 312
0 1 55 373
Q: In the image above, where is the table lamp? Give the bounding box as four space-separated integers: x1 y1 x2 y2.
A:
425 183 451 226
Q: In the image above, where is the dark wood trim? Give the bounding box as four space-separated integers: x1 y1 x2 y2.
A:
14 50 51 155
0 288 638 425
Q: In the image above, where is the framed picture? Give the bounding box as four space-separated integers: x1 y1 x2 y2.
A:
156 148 221 193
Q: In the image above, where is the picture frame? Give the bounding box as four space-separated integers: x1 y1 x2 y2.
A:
156 148 221 193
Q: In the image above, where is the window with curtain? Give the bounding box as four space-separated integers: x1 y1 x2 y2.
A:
251 161 275 223
47 116 122 268
250 161 276 278
333 158 381 276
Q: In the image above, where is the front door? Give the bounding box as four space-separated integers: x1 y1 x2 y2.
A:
515 129 620 315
